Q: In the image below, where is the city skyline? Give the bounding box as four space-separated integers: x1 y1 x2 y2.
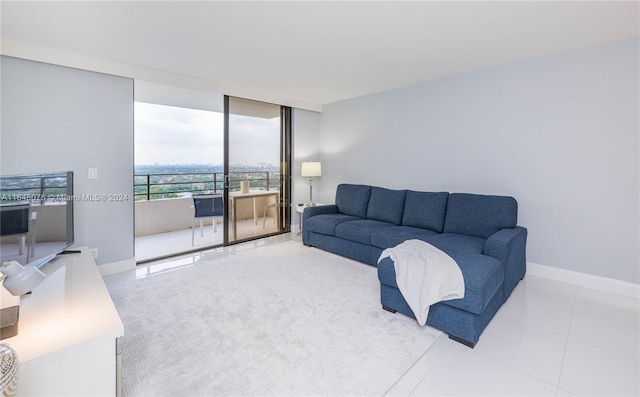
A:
134 163 280 171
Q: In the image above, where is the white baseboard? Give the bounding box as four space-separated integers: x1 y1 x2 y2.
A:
527 262 639 300
98 257 136 276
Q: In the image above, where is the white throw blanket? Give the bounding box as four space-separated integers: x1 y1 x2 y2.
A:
378 239 465 326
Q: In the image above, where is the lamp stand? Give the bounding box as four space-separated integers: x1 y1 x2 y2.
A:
307 177 316 206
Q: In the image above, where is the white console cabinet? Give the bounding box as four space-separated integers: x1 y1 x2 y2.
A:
2 248 124 396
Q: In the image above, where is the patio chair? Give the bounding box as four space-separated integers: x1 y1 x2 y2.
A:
263 195 278 229
191 195 224 245
0 204 37 261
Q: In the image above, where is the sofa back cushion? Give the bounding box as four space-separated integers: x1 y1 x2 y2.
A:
444 193 517 238
367 186 406 225
335 184 371 218
401 191 449 232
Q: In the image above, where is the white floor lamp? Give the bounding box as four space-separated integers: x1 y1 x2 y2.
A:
301 162 322 206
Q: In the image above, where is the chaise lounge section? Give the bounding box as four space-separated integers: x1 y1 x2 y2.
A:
302 184 527 347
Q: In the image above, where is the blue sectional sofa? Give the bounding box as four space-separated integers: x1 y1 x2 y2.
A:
302 184 527 347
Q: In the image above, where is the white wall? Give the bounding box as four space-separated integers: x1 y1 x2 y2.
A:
134 196 275 237
292 109 322 218
1 56 134 266
2 38 321 112
318 37 639 284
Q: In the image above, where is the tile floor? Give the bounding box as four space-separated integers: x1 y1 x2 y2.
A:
386 271 640 396
131 233 639 396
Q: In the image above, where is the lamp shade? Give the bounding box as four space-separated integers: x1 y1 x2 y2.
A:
301 162 322 177
1 261 46 296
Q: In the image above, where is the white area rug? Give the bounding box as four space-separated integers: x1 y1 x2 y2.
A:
107 241 441 396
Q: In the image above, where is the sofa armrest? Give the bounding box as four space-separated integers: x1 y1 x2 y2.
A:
302 204 338 245
303 204 338 220
483 226 528 301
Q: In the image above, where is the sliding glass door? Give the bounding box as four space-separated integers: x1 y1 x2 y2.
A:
224 96 291 244
133 88 226 263
133 83 291 262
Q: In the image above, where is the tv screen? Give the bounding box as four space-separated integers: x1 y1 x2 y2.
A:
0 171 74 268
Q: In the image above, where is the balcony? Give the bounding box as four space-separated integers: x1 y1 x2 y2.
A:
134 171 283 262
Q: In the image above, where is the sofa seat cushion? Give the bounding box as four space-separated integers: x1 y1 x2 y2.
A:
305 213 362 236
442 251 504 314
335 219 394 245
370 226 440 250
378 250 503 315
427 233 486 254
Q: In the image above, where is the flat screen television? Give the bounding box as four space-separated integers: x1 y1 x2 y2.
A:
0 171 74 268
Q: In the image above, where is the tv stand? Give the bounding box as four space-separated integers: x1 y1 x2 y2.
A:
59 249 82 254
2 248 123 396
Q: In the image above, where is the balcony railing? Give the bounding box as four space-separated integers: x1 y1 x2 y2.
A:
0 173 71 205
134 171 279 201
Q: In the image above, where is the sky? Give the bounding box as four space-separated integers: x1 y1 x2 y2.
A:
134 102 280 166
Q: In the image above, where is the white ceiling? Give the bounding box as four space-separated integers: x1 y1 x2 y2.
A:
1 1 638 110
